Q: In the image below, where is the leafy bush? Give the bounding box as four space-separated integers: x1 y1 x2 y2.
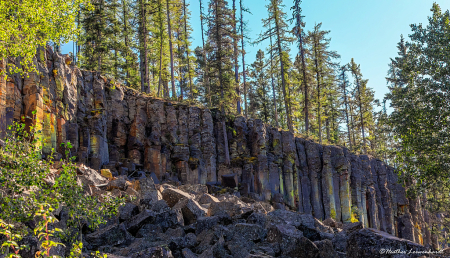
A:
0 118 124 256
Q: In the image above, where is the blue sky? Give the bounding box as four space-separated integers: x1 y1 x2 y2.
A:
62 0 450 109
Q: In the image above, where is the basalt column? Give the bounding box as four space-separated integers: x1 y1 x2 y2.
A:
295 138 312 214
305 141 324 220
281 131 298 208
250 119 270 200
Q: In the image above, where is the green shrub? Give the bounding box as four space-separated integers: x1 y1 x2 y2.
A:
0 117 124 256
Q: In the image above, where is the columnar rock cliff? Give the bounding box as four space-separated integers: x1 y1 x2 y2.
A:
0 48 431 246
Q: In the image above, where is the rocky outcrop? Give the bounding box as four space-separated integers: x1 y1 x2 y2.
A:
0 48 433 249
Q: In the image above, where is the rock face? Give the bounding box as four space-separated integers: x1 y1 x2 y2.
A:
0 48 433 249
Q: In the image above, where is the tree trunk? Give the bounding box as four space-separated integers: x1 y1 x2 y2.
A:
139 0 149 93
166 0 176 99
274 13 293 132
342 67 352 151
232 0 240 114
349 101 356 150
97 0 104 73
355 75 367 153
215 0 230 165
199 0 211 106
183 0 193 100
177 28 184 99
269 25 278 127
158 0 164 97
122 0 129 86
313 36 322 144
239 0 247 118
298 28 309 134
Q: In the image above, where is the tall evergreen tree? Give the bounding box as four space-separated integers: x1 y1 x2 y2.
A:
307 23 339 144
166 0 176 98
340 65 352 150
206 0 236 165
291 0 309 134
256 0 294 132
249 50 271 122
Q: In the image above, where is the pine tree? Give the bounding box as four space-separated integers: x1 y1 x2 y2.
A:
138 0 150 93
232 0 241 114
182 0 194 100
79 0 112 73
206 0 236 165
256 0 295 132
350 58 367 153
307 23 339 144
268 23 279 127
340 65 352 150
166 0 176 98
291 0 309 134
199 0 211 106
249 50 271 122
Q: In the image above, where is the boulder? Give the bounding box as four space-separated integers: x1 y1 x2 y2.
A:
77 165 109 187
173 198 207 225
154 207 185 230
108 176 128 191
343 221 363 233
181 248 198 258
119 203 139 222
322 218 337 228
125 209 156 235
347 228 428 258
314 239 339 258
266 224 318 258
207 200 243 217
130 246 174 258
266 209 315 229
198 193 220 205
332 230 348 252
162 188 193 207
196 216 220 235
139 177 162 205
233 223 266 242
178 184 208 196
86 223 134 249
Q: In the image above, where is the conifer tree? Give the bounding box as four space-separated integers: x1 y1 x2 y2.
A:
138 0 150 93
232 0 241 114
256 0 294 132
268 23 279 127
307 23 339 144
350 58 367 153
166 0 176 98
340 65 352 150
206 0 236 165
249 50 271 122
291 0 309 134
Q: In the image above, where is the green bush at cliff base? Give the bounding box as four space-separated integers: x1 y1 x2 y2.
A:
0 118 124 254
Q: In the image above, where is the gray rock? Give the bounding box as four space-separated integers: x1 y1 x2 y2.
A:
314 239 339 258
125 209 156 235
196 216 220 235
130 246 173 258
234 223 266 242
119 203 139 222
266 224 318 258
86 223 134 249
162 188 193 208
181 248 198 258
347 228 428 258
173 198 207 225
